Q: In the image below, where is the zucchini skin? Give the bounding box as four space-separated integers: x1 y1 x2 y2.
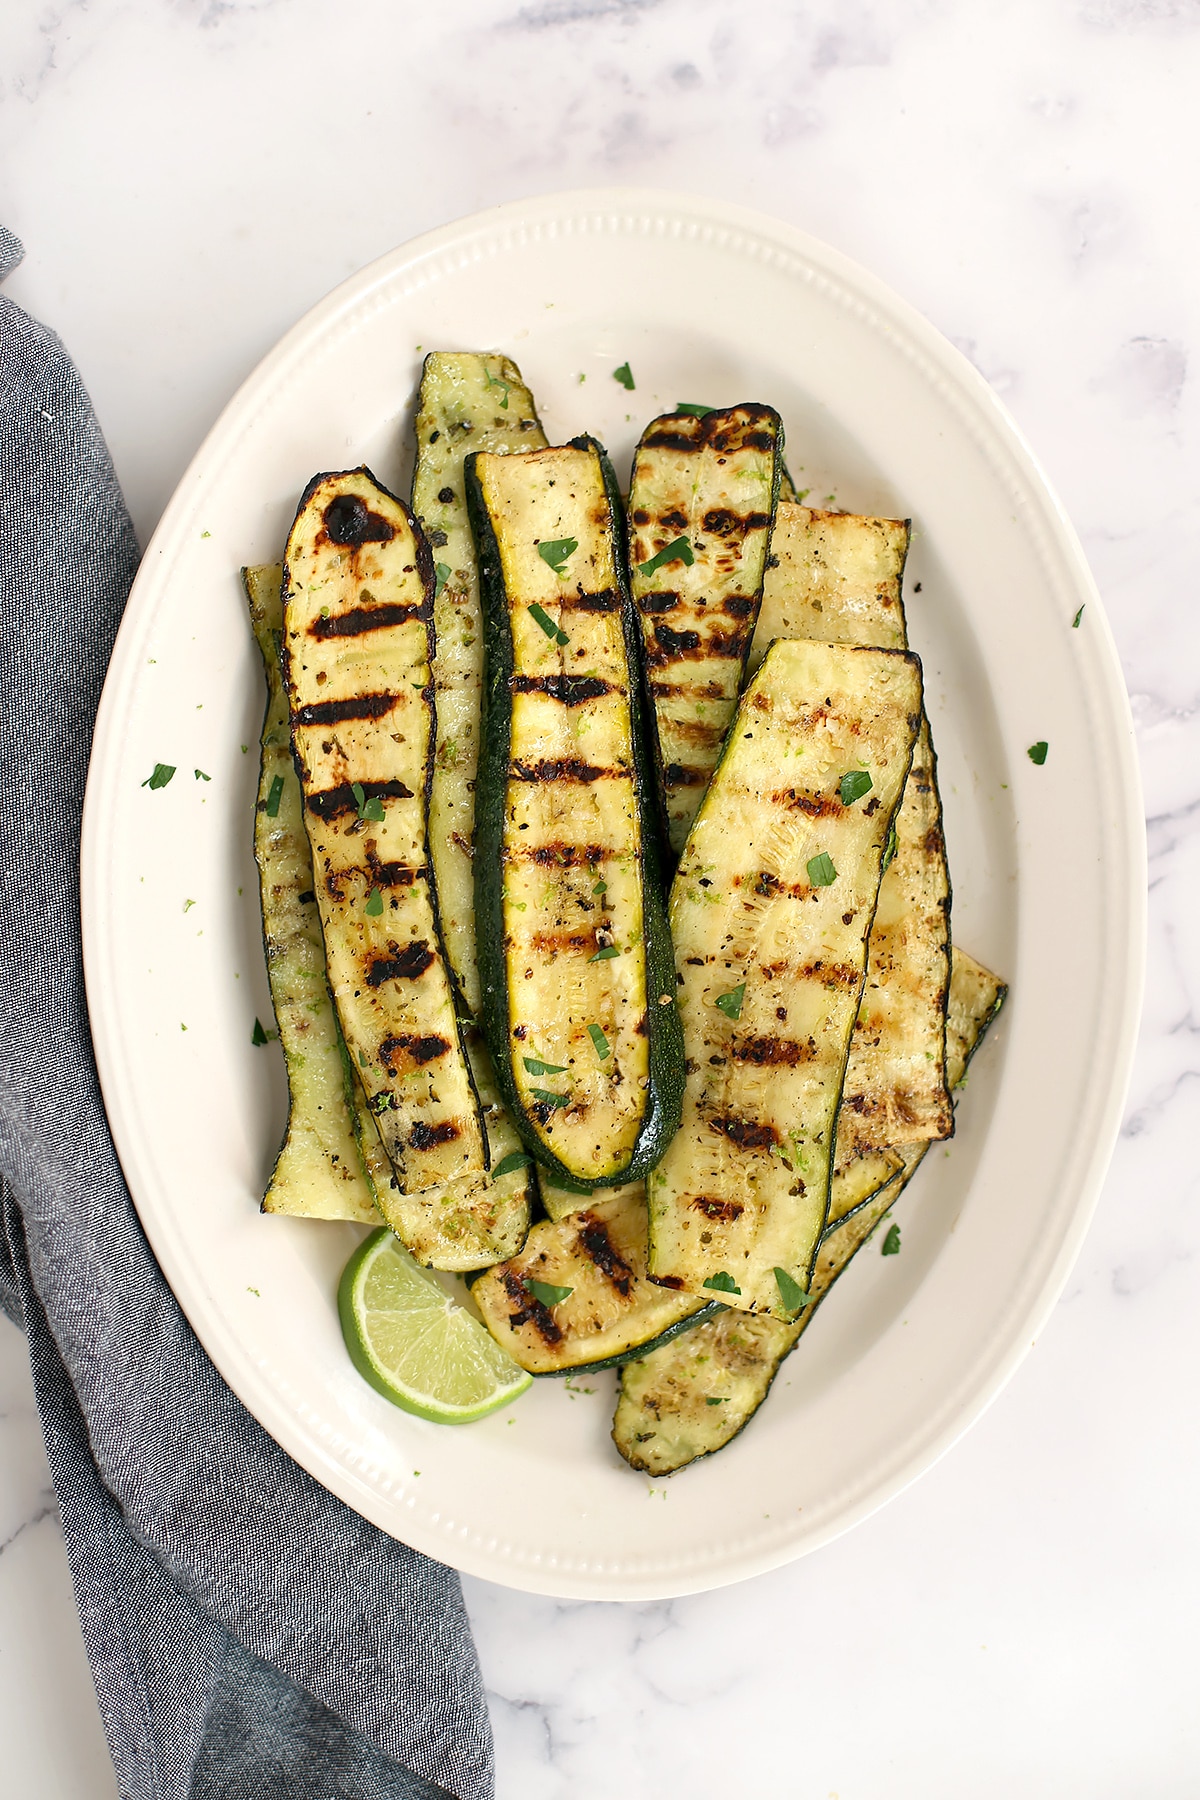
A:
466 435 682 1190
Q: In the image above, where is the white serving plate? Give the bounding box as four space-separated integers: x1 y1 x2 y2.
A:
81 190 1144 1600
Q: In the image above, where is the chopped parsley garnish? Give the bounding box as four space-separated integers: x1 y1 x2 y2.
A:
141 762 176 790
372 1091 395 1114
523 1055 568 1076
807 851 837 887
433 562 451 600
194 768 211 782
529 1087 570 1109
485 366 510 409
592 878 607 895
705 1397 728 1406
881 1223 901 1256
703 1271 741 1295
351 781 385 822
676 402 714 418
1027 740 1049 765
715 984 745 1021
586 1023 611 1060
490 1150 533 1180
264 774 284 818
526 1278 573 1307
839 769 873 805
638 535 695 579
773 1266 812 1312
1073 605 1085 628
528 601 570 645
537 537 579 577
364 886 384 916
251 1017 278 1046
589 943 620 961
612 362 635 390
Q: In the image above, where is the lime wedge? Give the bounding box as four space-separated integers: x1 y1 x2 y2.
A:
338 1229 532 1423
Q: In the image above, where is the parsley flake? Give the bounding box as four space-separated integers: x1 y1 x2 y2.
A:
715 984 745 1021
433 561 451 600
491 1150 533 1180
703 1271 741 1295
529 1087 570 1109
523 1055 568 1076
881 1223 901 1256
612 362 635 390
773 1267 812 1312
251 1017 278 1046
638 536 695 579
351 782 385 822
586 1023 611 1060
528 601 570 645
1073 605 1085 628
194 768 211 783
705 1397 728 1406
537 538 579 578
364 887 384 916
1027 740 1049 765
676 402 714 418
526 1278 574 1307
807 851 837 887
589 944 620 961
485 366 510 409
142 762 176 790
592 879 607 895
264 774 284 818
839 769 873 805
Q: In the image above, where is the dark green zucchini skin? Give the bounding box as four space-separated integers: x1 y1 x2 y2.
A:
533 1301 725 1378
465 434 683 1191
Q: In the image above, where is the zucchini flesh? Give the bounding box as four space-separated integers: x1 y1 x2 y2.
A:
753 504 953 1150
471 1186 720 1376
412 353 547 1016
537 1165 645 1226
467 437 682 1187
283 468 486 1193
350 1031 533 1270
615 944 1007 1473
244 563 378 1224
629 405 783 857
647 638 922 1317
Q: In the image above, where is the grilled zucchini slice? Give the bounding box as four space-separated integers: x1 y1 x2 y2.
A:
412 353 547 1016
471 1186 721 1376
244 562 378 1224
629 405 783 857
615 944 1007 1473
467 436 682 1189
752 504 953 1150
283 468 486 1194
647 637 922 1317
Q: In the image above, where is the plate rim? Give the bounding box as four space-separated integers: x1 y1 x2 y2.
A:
81 186 1146 1599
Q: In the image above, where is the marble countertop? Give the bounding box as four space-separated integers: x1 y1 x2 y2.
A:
3 2 1198 1794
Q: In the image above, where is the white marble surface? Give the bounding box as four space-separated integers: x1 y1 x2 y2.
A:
2 1 1198 1794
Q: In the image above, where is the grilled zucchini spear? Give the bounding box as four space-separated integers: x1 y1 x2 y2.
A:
466 436 683 1189
283 468 487 1194
616 945 1007 1474
412 353 547 1016
244 562 377 1224
751 504 953 1150
647 637 923 1318
628 404 783 857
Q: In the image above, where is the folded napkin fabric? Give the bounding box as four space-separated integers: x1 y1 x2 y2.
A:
0 224 493 1800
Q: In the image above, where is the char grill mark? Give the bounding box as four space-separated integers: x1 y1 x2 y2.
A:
560 588 620 614
409 1120 461 1151
701 508 771 537
649 679 727 701
510 758 622 784
501 1270 563 1345
689 1195 745 1222
709 1114 780 1150
294 692 398 728
767 788 842 818
305 777 414 820
366 941 437 986
378 1032 451 1071
528 930 597 955
322 494 396 546
730 1036 814 1067
722 595 756 618
663 763 709 789
650 623 700 658
519 841 610 868
309 601 426 639
646 624 746 666
576 1215 634 1297
637 591 680 616
509 674 614 706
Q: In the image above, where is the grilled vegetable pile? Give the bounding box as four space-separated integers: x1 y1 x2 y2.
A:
245 353 1006 1467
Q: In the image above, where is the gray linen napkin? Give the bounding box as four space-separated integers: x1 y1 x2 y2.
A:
0 225 493 1800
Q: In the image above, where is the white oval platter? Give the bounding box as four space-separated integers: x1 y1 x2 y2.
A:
81 190 1144 1600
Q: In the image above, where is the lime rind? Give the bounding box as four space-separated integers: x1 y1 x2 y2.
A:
339 1229 532 1424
